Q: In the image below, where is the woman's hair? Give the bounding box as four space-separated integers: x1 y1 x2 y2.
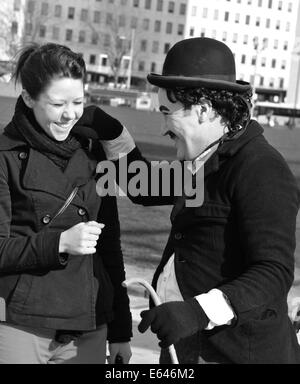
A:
13 43 86 100
170 87 253 132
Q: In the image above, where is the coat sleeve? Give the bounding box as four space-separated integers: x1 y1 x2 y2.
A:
220 150 300 326
0 159 67 274
97 194 132 343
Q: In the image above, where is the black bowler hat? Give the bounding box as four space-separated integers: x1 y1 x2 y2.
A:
147 37 251 92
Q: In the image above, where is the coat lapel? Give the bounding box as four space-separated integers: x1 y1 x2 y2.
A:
22 148 96 201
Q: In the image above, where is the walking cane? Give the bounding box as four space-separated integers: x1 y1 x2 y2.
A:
122 278 179 364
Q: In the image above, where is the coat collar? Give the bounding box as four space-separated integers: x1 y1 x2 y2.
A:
204 120 263 178
21 147 96 202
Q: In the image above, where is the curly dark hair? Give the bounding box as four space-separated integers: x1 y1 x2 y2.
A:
170 87 253 133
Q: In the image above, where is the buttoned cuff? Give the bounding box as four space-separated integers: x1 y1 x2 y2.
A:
40 231 69 269
100 126 136 160
195 288 235 330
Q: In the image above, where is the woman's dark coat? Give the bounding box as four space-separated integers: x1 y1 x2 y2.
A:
0 109 132 343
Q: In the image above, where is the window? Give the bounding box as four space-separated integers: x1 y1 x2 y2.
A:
141 40 147 51
256 17 260 26
279 78 284 88
233 33 238 43
286 22 290 32
157 0 163 11
214 10 219 20
235 13 240 23
52 26 59 40
241 54 246 64
81 9 88 22
178 24 184 35
143 18 150 30
14 0 21 11
269 78 274 87
138 61 145 71
278 1 282 10
243 35 248 44
79 31 85 43
275 21 280 30
119 15 126 27
91 33 98 44
251 56 256 65
154 20 161 32
11 21 18 35
202 8 208 18
123 58 130 70
191 6 197 16
68 7 75 19
145 0 151 9
94 11 101 23
89 55 96 65
133 0 139 7
166 22 173 34
104 34 110 47
222 31 227 42
41 2 49 16
212 30 216 39
27 0 35 13
245 15 250 24
259 76 264 86
152 41 159 53
180 3 186 15
266 19 270 28
268 0 272 8
200 28 205 37
283 41 288 50
25 23 32 35
281 60 286 70
151 62 156 72
258 0 262 6
190 27 194 36
164 43 170 53
39 25 46 37
55 5 62 17
131 17 138 28
224 12 229 21
101 56 108 66
274 40 278 49
66 29 73 41
261 57 266 67
271 59 276 68
106 13 113 25
288 2 292 12
168 1 175 13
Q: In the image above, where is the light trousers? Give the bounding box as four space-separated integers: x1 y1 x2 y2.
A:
0 322 107 364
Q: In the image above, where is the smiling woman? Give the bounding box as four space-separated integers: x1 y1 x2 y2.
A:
0 43 133 364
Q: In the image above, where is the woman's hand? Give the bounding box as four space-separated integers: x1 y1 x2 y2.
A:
108 342 132 364
59 221 104 255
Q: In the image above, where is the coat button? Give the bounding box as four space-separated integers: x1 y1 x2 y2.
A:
78 208 86 216
174 232 182 240
42 215 51 224
18 152 27 160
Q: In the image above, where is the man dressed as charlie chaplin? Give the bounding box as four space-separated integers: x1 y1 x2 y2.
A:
75 37 300 364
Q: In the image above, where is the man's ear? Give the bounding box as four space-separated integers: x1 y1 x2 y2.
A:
21 89 34 109
194 102 213 123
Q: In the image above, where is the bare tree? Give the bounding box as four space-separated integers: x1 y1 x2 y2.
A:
84 8 140 88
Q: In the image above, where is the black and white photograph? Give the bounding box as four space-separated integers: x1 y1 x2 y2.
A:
0 0 299 367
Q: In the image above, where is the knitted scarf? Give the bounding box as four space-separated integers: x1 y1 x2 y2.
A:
5 96 82 171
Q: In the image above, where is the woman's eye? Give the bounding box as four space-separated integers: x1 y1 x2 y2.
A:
53 104 63 107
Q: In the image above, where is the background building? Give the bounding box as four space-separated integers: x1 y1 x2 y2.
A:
1 0 300 100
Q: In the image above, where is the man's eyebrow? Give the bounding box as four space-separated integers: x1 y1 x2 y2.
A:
159 105 170 113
